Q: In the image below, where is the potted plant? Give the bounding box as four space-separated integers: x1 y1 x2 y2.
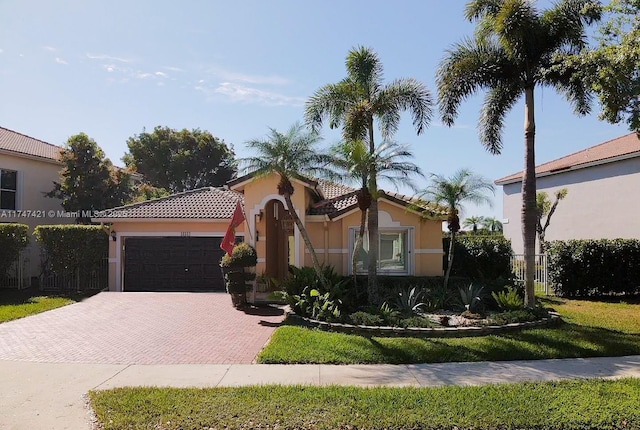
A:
220 243 257 308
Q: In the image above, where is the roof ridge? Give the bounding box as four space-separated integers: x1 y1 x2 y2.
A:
0 126 62 149
311 189 358 208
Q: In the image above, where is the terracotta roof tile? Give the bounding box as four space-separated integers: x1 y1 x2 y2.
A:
0 126 62 161
316 180 356 199
496 133 640 184
95 187 244 219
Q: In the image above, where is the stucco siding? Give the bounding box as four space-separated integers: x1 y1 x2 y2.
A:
502 156 640 253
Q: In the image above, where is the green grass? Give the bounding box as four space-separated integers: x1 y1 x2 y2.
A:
0 288 81 323
90 378 640 429
258 297 640 364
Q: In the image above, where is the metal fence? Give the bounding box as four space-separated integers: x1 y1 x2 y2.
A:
0 251 29 289
39 255 109 292
510 254 549 295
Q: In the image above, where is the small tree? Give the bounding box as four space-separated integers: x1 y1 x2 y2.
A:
420 169 494 289
0 223 29 279
463 216 485 233
47 133 134 222
536 188 568 254
482 217 503 233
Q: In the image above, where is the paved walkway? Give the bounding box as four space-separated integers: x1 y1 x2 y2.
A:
1 356 639 429
0 292 285 364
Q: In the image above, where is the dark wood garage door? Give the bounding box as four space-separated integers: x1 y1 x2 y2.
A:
124 237 226 292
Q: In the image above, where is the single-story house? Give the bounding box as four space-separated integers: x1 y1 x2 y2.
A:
0 126 70 284
495 133 640 254
93 172 447 292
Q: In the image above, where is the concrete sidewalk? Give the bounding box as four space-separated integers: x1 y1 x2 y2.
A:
1 356 640 429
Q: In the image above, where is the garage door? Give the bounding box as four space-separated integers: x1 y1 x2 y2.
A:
124 237 226 292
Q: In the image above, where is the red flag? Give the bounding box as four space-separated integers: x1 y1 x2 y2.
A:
221 201 245 255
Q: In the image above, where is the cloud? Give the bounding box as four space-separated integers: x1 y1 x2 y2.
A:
55 57 68 65
207 67 289 86
0 49 3 54
86 53 132 63
43 46 56 52
155 71 168 78
208 82 304 106
163 66 183 72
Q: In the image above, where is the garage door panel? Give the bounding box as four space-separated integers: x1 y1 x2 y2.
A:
124 237 226 292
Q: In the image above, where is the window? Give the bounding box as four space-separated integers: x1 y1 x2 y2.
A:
0 169 17 210
350 227 412 275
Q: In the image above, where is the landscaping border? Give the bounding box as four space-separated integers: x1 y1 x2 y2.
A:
288 312 562 338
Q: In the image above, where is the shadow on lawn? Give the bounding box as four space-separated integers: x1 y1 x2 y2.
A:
0 287 100 305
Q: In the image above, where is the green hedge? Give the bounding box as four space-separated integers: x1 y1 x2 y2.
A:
0 223 29 277
445 236 513 281
34 225 108 290
547 239 640 297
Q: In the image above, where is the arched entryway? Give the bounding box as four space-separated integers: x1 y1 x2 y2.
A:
264 199 294 280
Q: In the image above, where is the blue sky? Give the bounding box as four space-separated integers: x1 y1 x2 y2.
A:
0 0 629 222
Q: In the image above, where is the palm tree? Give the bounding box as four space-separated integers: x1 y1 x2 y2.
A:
241 123 335 289
331 140 423 286
536 188 568 254
482 217 504 233
420 169 494 289
437 0 601 306
463 216 485 233
305 46 433 304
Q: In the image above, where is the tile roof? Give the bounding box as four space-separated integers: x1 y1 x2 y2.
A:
315 180 356 200
0 126 62 161
496 133 640 184
94 187 244 219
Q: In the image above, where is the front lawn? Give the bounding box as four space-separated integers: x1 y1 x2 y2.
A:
258 297 640 364
0 288 85 323
90 378 640 430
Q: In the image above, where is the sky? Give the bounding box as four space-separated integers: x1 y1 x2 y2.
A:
0 0 630 223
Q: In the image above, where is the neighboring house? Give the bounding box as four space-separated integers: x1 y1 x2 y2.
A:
496 133 640 254
0 127 70 282
93 172 447 292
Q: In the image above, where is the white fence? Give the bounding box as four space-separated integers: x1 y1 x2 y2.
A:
510 254 549 295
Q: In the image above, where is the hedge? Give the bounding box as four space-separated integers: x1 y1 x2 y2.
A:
444 235 513 281
34 225 108 291
547 239 640 297
0 223 29 277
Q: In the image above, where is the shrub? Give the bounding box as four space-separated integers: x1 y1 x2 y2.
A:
220 243 257 305
34 225 107 291
392 286 428 314
220 242 257 268
459 283 487 314
287 286 341 322
547 239 640 297
492 286 525 311
349 311 384 326
399 316 435 328
0 223 29 277
377 276 468 310
489 307 550 325
445 236 513 281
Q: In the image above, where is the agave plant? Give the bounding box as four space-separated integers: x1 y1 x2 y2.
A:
393 286 428 314
459 283 486 314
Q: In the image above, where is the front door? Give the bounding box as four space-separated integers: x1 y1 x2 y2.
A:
264 200 293 281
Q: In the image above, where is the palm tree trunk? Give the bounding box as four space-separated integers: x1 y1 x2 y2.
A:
366 121 380 304
283 193 328 290
352 208 367 285
522 87 537 307
444 231 455 290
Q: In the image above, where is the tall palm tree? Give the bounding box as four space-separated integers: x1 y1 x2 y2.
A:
306 46 433 304
437 0 601 306
420 169 494 289
463 216 485 233
482 217 504 233
241 123 335 289
331 140 423 286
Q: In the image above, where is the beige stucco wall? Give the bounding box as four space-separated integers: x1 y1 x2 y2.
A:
0 152 69 279
502 156 640 254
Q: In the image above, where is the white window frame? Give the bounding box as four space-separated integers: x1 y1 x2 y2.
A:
347 226 414 276
0 168 18 211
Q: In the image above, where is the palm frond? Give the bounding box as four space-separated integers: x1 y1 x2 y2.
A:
345 46 384 95
419 168 494 216
305 80 356 133
437 38 516 126
377 78 434 137
479 82 522 154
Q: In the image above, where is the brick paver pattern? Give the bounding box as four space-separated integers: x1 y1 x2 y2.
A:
0 292 285 364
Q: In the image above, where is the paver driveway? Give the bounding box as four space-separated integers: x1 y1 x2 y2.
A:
0 292 285 364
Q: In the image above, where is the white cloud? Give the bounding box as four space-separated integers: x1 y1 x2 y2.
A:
208 67 289 86
163 66 183 72
43 46 56 52
155 71 168 78
136 72 153 79
86 53 132 63
55 57 68 65
210 82 304 106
